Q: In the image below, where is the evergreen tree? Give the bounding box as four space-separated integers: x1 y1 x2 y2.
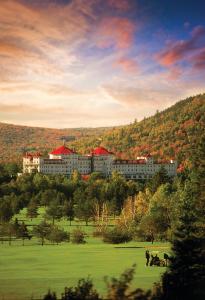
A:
33 220 51 246
148 167 170 193
18 222 30 246
46 200 62 225
43 290 57 300
47 226 69 245
26 200 39 220
62 200 75 226
160 182 205 300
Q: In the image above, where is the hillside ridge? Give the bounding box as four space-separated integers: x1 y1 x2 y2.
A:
0 93 204 166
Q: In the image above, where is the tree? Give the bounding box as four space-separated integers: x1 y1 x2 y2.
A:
74 198 94 226
40 189 58 206
43 290 57 300
4 163 20 177
117 196 135 230
105 264 151 300
71 170 81 185
61 278 101 300
103 227 132 244
13 218 21 237
0 223 7 244
27 200 39 220
47 226 69 245
107 172 128 214
71 228 86 244
4 222 17 246
46 200 62 225
134 189 151 223
0 164 10 184
137 215 157 243
148 184 174 239
0 198 13 222
148 167 170 193
62 200 75 226
160 182 205 300
18 222 31 246
33 220 51 246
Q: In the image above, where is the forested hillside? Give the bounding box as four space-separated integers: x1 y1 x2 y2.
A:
0 94 204 168
70 94 205 168
0 124 112 163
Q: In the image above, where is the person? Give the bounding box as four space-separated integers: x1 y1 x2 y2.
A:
150 254 154 266
164 253 169 266
154 254 160 266
145 250 150 266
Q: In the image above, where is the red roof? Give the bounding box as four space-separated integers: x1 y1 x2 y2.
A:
92 147 113 156
50 145 77 155
23 152 41 158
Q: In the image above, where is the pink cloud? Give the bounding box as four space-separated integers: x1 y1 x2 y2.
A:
156 26 205 66
0 0 94 79
96 17 136 49
104 85 177 108
114 57 138 73
192 48 205 70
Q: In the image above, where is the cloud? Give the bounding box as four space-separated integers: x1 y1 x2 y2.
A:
107 0 131 11
114 57 139 73
104 85 178 108
156 26 205 66
0 101 136 128
192 48 205 70
96 17 136 49
0 0 94 80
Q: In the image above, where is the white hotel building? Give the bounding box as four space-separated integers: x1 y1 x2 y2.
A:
23 145 177 180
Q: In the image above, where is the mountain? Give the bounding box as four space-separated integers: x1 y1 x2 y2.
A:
0 94 204 168
0 124 112 163
69 94 205 168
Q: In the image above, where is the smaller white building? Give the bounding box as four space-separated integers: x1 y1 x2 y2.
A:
23 145 177 179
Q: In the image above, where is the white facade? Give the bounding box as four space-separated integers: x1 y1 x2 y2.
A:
23 146 177 179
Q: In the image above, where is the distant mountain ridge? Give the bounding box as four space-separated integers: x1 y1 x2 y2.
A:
69 93 205 168
0 123 112 163
0 94 204 168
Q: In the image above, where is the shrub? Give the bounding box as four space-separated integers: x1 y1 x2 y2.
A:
71 228 86 244
102 227 132 244
47 226 70 245
61 278 101 300
93 226 107 237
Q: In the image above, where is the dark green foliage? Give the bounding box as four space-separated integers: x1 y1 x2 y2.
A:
160 182 205 300
46 200 62 225
18 222 31 245
0 164 10 184
32 220 52 246
74 192 94 226
26 200 39 220
105 264 151 300
103 227 132 244
43 290 57 300
47 226 69 245
61 278 101 300
0 198 13 222
62 200 75 226
4 163 20 177
147 167 170 194
71 228 86 244
42 266 154 300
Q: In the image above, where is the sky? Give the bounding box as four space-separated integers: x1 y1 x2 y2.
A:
0 0 205 128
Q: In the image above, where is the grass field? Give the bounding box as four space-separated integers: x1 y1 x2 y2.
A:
0 208 170 300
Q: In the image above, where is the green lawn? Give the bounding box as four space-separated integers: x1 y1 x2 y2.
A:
0 208 169 299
